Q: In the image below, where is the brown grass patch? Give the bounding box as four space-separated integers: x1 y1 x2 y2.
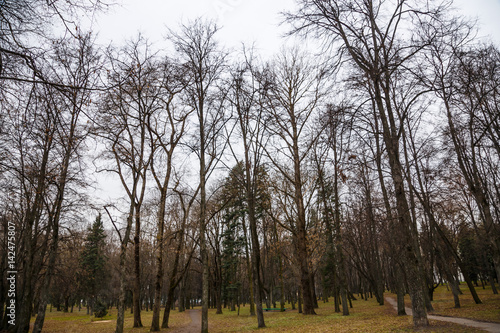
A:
34 307 191 332
430 283 500 323
34 283 500 332
207 297 476 332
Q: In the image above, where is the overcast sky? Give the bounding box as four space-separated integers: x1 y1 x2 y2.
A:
88 0 500 208
92 0 500 53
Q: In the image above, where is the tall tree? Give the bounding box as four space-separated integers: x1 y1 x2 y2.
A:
31 32 102 333
420 17 500 289
315 103 354 314
227 53 269 327
261 47 328 315
285 0 453 325
0 30 100 333
168 19 228 333
98 36 158 332
148 52 191 332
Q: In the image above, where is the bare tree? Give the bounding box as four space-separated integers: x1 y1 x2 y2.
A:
0 29 100 332
168 18 228 333
314 102 354 315
0 0 107 89
226 50 269 327
261 47 328 315
420 17 500 294
98 36 161 332
148 55 191 332
31 32 102 333
161 183 200 328
284 0 456 326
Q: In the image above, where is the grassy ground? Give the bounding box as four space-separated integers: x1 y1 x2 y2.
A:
424 283 500 323
35 307 190 332
206 297 476 332
35 283 499 332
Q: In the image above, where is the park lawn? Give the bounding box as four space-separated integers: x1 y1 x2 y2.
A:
207 297 476 332
32 307 190 332
34 284 500 332
428 283 500 323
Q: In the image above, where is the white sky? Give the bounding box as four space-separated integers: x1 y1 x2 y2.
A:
92 0 500 51
87 0 500 212
93 0 298 57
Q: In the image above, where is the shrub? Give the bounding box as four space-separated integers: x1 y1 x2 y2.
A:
94 301 108 318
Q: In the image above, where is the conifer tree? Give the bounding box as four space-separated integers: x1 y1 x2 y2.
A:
79 213 107 314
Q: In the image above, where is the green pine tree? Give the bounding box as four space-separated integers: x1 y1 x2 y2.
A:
79 213 108 314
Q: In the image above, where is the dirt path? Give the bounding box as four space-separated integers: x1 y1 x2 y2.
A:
169 309 201 333
385 296 500 332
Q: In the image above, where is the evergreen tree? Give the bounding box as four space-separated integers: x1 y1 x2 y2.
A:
79 213 108 314
220 163 246 311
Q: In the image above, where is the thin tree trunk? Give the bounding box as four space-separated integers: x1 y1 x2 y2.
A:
115 214 134 333
241 217 256 316
133 207 143 327
150 191 166 331
396 265 407 316
244 146 265 327
200 114 209 333
162 286 176 329
31 224 58 333
32 106 78 332
298 286 303 313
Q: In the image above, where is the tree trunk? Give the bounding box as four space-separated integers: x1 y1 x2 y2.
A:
298 287 303 313
32 222 58 333
244 149 265 327
489 273 498 295
115 213 134 333
162 286 176 329
133 207 143 327
16 139 52 333
150 191 166 331
200 122 209 333
294 153 316 315
241 217 256 316
373 80 428 326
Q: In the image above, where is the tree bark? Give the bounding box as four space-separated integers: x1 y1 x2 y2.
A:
150 191 166 331
133 206 143 327
115 214 134 333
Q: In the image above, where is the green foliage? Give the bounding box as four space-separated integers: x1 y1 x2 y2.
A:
218 161 271 307
93 300 108 319
221 210 244 304
78 213 108 302
458 233 481 283
220 163 246 307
